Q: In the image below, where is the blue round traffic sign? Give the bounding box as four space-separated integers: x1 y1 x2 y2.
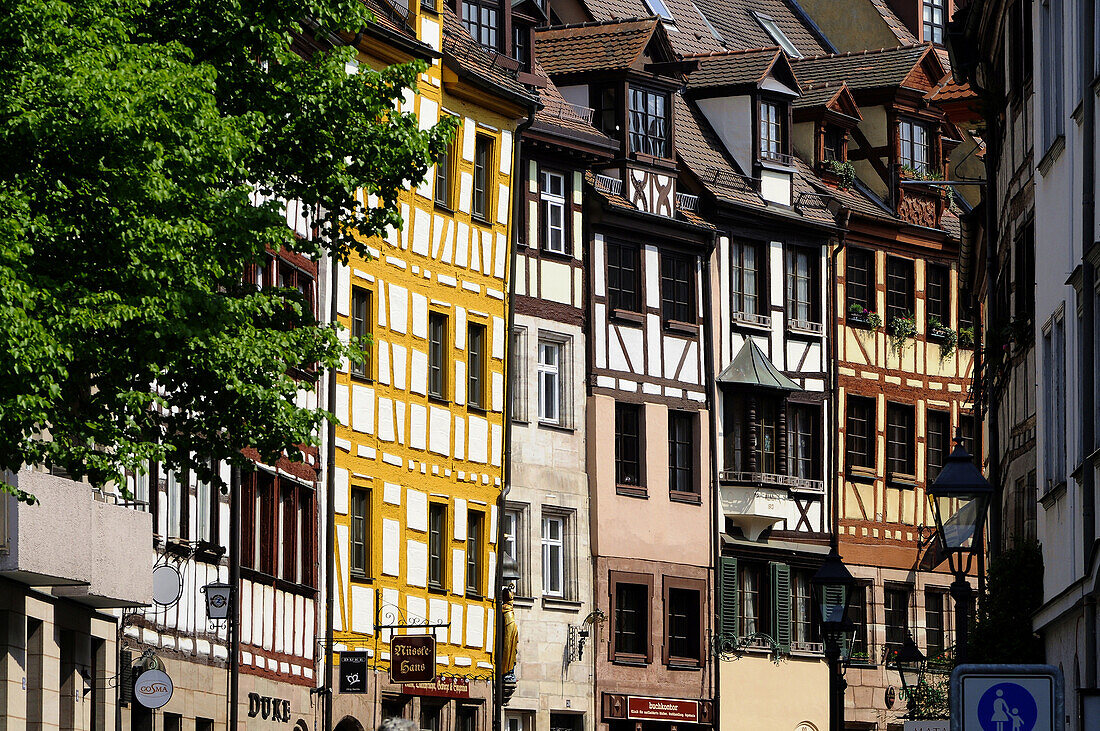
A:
977 682 1038 731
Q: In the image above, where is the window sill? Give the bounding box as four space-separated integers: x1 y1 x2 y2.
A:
731 313 771 331
664 320 699 335
611 656 650 667
428 583 447 595
616 485 648 499
512 595 536 609
666 660 702 671
351 572 373 584
542 596 583 612
669 490 702 505
611 308 645 326
887 472 917 489
349 372 374 384
539 246 574 261
847 467 877 483
466 591 484 601
1038 134 1065 176
537 420 575 434
631 152 676 170
471 214 494 227
434 201 454 214
787 321 824 337
847 314 879 330
1039 481 1067 509
467 404 487 415
428 395 451 407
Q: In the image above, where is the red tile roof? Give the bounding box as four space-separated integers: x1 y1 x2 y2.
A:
534 17 662 75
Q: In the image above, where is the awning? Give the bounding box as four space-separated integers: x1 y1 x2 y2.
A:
716 337 802 391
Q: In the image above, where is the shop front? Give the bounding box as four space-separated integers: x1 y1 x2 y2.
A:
333 663 492 731
601 694 714 731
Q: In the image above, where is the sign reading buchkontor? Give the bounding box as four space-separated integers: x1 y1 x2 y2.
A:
951 664 1064 731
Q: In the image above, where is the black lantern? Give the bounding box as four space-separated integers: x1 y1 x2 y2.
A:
811 549 857 731
201 581 232 621
890 633 926 695
927 436 993 576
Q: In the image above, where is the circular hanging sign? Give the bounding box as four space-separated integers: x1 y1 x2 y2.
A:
151 565 182 607
134 669 174 709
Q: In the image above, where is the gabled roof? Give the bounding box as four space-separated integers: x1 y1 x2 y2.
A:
867 0 919 45
793 81 862 120
697 0 831 58
440 7 536 104
534 17 671 76
683 47 799 94
717 338 802 390
791 44 943 93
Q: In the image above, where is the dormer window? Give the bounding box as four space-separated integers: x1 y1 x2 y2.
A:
899 118 931 174
922 0 946 45
642 0 675 23
463 0 499 49
760 100 785 161
629 86 669 158
823 127 844 162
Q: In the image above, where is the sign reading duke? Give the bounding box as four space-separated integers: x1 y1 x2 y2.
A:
951 665 1064 731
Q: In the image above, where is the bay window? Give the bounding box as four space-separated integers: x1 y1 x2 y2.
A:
628 86 668 158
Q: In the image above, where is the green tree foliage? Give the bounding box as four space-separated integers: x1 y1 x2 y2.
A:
0 0 457 501
969 539 1045 664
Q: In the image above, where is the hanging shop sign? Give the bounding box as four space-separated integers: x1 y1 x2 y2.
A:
401 677 470 698
134 669 174 709
339 651 369 694
389 635 436 683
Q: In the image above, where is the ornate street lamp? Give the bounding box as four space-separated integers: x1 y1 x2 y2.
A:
889 633 927 705
812 549 857 731
927 432 993 664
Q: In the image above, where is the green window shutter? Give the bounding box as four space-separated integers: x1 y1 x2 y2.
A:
719 556 738 638
771 562 791 653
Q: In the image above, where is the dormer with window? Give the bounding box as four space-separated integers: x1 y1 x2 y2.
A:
687 48 801 206
791 82 862 184
535 18 693 217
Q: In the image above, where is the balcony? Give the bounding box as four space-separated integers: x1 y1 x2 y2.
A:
1 470 153 607
720 472 823 541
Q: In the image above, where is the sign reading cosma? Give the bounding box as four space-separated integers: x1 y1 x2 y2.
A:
390 635 436 683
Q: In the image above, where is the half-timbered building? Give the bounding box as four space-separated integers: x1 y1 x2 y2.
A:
534 18 718 731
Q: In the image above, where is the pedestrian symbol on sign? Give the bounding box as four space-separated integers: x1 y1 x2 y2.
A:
977 683 1038 731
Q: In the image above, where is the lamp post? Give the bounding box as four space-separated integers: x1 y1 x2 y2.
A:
812 549 857 731
889 633 926 717
927 432 993 665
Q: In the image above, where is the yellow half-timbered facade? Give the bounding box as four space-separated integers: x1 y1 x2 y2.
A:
330 6 533 731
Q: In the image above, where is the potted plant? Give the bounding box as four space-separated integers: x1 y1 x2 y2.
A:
888 311 917 355
825 159 856 190
927 315 957 360
958 325 975 349
848 302 882 329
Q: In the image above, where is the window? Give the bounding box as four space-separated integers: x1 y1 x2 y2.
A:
278 263 315 319
1014 223 1035 323
846 248 874 312
925 591 945 658
613 582 649 658
846 396 875 470
668 411 695 495
166 470 185 539
195 462 217 544
1007 0 1034 95
1042 315 1066 486
593 85 619 139
959 413 976 462
429 503 447 590
260 474 277 574
456 707 477 731
512 23 529 65
466 511 484 595
899 119 931 173
922 0 946 44
615 403 643 487
666 588 701 663
791 570 819 647
540 170 567 253
847 585 869 661
502 508 523 593
462 0 498 49
661 253 694 323
420 703 442 731
468 323 486 409
473 135 493 220
822 127 843 162
884 587 911 654
537 339 563 424
886 256 914 324
510 327 528 423
628 87 668 158
429 312 448 400
731 240 763 316
738 563 762 637
254 255 272 290
760 100 784 160
753 12 801 56
351 286 372 379
926 410 950 484
607 241 640 313
435 143 453 208
723 394 780 474
788 404 820 480
350 488 369 577
886 403 915 478
541 515 564 597
786 247 816 323
280 483 298 582
300 489 315 586
925 264 949 329
642 0 674 21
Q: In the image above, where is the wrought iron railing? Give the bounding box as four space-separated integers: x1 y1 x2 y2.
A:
731 311 771 328
675 192 699 212
719 470 825 495
593 174 622 196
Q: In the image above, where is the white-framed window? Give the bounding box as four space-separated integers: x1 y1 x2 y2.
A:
196 472 212 543
503 503 529 595
542 515 564 597
1042 311 1066 489
540 170 567 254
166 470 182 538
538 339 562 424
510 327 528 423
